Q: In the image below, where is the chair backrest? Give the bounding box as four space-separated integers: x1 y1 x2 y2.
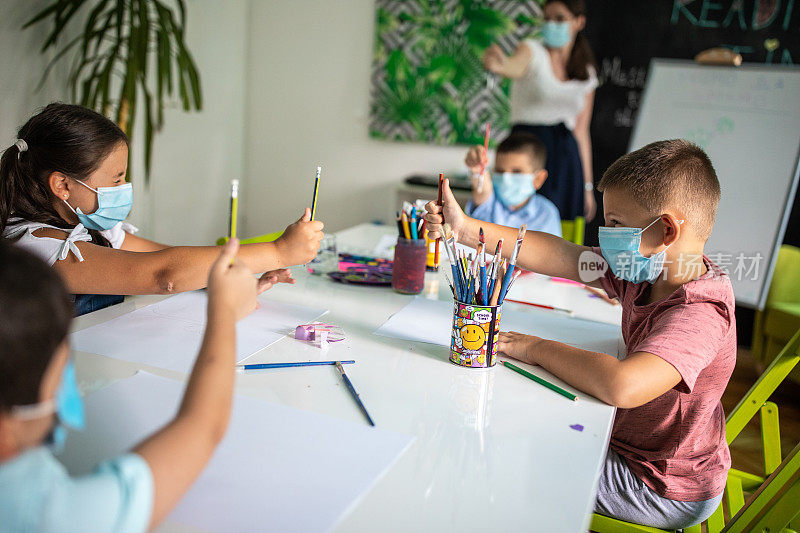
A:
561 216 585 246
726 327 800 443
216 230 284 246
766 244 800 307
720 441 800 533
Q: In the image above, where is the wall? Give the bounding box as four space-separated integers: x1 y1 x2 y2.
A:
0 0 248 246
242 0 468 236
2 0 469 245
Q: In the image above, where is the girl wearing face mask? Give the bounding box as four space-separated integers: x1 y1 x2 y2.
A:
1 103 324 316
482 0 598 224
0 239 263 531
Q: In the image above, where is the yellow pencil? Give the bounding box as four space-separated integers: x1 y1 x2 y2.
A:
228 179 239 265
310 166 321 221
400 211 411 239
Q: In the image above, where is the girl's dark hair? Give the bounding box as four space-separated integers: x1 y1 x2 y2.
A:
545 0 597 81
0 241 73 410
0 103 128 247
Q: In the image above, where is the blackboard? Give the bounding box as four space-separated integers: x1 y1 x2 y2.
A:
584 0 800 247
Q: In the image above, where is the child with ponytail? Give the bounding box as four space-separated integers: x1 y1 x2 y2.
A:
1 103 323 315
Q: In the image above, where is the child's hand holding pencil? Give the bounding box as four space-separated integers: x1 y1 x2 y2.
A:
424 178 468 242
274 208 324 266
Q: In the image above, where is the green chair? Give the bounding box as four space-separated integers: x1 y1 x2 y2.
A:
590 328 800 533
215 230 283 246
720 441 800 533
753 245 800 384
561 216 585 245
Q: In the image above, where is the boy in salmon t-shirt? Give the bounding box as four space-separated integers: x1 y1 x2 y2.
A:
424 139 736 529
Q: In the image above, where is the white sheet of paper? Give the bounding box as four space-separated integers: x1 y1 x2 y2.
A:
61 372 414 532
372 233 398 259
71 291 327 373
374 297 621 355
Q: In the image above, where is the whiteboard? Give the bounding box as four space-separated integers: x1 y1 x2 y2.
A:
629 60 800 309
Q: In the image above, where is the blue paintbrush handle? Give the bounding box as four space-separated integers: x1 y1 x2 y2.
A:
480 265 488 306
340 370 375 426
497 265 515 305
238 360 355 370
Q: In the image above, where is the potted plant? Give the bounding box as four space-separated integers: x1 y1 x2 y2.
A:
24 0 202 182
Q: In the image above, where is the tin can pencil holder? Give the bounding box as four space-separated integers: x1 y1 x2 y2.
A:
450 300 501 368
392 237 427 294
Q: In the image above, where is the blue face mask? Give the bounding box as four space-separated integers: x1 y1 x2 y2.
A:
598 217 683 284
11 360 86 454
64 179 133 231
492 172 536 209
541 21 571 48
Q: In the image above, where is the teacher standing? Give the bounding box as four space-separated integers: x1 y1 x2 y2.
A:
483 0 598 221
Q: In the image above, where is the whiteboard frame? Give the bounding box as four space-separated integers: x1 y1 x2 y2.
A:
629 58 800 310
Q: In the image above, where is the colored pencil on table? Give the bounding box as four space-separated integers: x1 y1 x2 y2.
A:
503 298 573 315
503 361 578 401
310 166 321 221
237 360 355 371
335 361 375 426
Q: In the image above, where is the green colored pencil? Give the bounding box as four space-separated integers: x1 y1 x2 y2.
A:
502 361 578 401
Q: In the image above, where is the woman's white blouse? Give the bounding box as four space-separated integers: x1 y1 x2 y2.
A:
509 38 598 130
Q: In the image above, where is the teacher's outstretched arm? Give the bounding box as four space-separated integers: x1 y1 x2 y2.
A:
482 43 532 80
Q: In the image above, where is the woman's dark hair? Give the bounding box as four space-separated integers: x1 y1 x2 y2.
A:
0 241 73 410
545 0 597 81
0 102 128 246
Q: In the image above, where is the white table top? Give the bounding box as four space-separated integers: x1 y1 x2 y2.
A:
71 224 621 533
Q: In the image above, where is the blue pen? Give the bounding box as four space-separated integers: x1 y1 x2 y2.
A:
410 206 418 239
236 360 355 371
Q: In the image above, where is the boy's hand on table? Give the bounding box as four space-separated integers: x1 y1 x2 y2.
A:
207 239 258 321
257 268 295 294
424 178 468 240
275 208 324 266
497 331 543 366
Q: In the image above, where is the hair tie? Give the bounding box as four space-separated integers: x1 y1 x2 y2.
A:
14 139 28 160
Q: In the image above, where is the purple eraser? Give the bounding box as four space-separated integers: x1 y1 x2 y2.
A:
295 325 315 341
569 424 584 432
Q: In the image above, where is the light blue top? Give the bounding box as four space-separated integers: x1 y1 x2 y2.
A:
466 192 562 237
0 446 153 533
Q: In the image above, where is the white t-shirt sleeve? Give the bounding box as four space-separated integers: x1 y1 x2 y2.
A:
4 223 92 266
586 65 599 92
100 222 140 249
45 452 154 533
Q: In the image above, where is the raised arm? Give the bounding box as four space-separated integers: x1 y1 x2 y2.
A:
131 239 256 529
424 178 596 284
41 208 322 295
483 43 532 80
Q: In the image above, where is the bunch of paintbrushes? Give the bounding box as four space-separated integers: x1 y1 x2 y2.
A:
396 201 424 240
440 223 526 306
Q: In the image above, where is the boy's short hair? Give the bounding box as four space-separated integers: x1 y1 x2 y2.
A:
598 139 721 240
496 132 547 169
0 242 73 411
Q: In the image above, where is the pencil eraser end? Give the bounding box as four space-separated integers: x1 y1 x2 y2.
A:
295 325 315 341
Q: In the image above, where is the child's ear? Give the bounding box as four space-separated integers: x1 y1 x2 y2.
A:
533 169 548 190
48 172 70 201
0 413 21 461
662 214 684 247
